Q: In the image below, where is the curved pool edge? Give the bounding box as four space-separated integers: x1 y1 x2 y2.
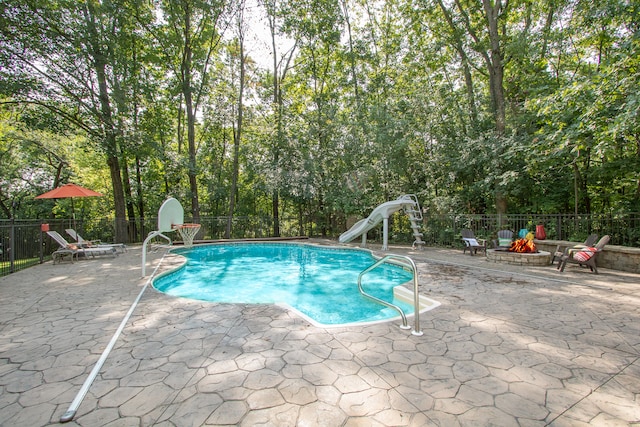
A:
149 249 188 286
281 286 441 329
150 241 441 329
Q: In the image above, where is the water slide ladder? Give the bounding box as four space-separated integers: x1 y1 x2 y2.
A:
357 254 423 336
403 194 425 250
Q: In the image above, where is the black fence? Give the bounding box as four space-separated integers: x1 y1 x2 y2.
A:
418 213 640 249
2 213 639 277
0 216 309 277
0 220 49 277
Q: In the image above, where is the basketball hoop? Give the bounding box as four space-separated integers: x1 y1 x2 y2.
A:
173 223 201 247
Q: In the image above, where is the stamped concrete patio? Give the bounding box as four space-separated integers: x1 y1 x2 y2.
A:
1 241 639 426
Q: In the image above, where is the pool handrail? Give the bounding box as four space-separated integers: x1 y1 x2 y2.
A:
142 197 184 276
357 254 423 336
141 231 172 276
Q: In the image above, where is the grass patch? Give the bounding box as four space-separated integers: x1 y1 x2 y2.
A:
0 257 46 277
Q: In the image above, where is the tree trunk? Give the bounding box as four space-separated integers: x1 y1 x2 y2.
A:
135 155 145 241
270 12 281 237
436 0 478 129
0 189 12 218
480 0 508 211
121 154 137 242
182 12 201 226
264 0 296 238
226 119 241 238
482 0 506 135
226 28 246 239
84 0 127 242
106 154 127 242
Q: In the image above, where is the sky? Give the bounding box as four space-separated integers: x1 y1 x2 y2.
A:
240 0 296 71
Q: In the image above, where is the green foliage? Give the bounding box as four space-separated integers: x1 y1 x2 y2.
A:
1 0 638 238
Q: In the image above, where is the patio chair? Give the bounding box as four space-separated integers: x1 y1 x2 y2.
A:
46 230 117 259
550 234 598 265
65 228 127 253
558 235 610 274
461 229 486 256
493 230 514 249
52 248 78 264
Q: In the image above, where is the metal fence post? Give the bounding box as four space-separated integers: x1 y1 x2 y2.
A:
557 216 562 240
9 218 15 274
40 224 44 264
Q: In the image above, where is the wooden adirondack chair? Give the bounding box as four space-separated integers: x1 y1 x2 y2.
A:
461 229 487 256
492 230 514 249
550 234 598 265
558 235 610 274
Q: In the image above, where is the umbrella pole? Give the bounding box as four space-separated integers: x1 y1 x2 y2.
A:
72 198 76 232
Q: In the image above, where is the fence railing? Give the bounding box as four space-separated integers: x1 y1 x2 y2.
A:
2 213 639 277
417 213 640 248
0 216 309 277
0 220 49 277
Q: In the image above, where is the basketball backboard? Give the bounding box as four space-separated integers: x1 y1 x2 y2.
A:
157 197 184 232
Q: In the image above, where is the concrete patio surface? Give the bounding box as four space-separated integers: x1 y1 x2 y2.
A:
1 240 639 426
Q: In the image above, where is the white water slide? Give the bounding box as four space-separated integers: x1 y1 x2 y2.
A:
339 194 424 251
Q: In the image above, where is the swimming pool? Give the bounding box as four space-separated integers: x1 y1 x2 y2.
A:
153 242 433 326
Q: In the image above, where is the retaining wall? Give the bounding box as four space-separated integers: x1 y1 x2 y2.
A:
535 239 640 274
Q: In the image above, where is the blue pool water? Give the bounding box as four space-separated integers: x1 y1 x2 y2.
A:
153 243 415 326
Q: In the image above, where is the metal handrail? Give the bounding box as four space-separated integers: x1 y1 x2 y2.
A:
357 254 423 336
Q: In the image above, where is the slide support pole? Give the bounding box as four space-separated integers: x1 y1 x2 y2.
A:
382 217 389 251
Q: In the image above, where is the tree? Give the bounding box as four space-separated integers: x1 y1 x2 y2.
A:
151 0 228 225
2 0 639 237
282 0 345 235
527 0 640 214
0 106 73 218
0 0 139 241
260 0 297 236
225 1 248 239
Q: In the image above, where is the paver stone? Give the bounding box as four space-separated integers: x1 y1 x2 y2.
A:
339 388 389 416
5 402 56 426
457 406 519 427
247 388 286 409
17 381 74 406
302 363 338 386
206 400 248 425
495 392 549 419
169 392 223 427
298 401 347 426
239 403 300 427
279 378 317 405
244 368 283 389
119 382 175 417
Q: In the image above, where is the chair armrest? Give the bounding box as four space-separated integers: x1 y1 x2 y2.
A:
566 244 588 256
462 238 485 247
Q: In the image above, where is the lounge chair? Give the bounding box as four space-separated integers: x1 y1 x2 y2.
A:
493 230 514 250
558 235 610 274
46 230 117 259
461 229 486 255
550 234 598 265
65 228 127 253
52 248 78 264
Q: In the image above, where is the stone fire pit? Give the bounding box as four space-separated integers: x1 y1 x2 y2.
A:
487 249 551 266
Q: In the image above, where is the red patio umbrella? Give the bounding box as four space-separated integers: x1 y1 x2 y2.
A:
36 183 103 230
